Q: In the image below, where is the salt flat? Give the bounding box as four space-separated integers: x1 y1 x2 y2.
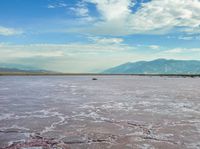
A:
0 76 200 149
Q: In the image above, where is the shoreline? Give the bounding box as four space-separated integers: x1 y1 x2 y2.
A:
0 73 200 77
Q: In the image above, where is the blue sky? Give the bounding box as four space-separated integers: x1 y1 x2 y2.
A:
0 0 200 72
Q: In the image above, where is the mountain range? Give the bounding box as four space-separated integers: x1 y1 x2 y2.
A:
1 59 200 74
0 63 53 73
103 59 200 74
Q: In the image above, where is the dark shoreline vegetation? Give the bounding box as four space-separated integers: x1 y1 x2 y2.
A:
0 72 200 78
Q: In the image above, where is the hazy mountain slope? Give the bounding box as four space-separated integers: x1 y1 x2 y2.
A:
0 63 53 73
103 59 200 74
0 67 52 73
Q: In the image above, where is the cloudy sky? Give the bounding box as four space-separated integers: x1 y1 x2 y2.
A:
0 0 200 72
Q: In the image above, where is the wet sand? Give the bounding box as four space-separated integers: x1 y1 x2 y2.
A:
0 76 200 149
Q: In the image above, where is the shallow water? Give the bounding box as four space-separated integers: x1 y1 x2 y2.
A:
0 76 200 149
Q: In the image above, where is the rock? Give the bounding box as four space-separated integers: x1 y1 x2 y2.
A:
62 136 86 144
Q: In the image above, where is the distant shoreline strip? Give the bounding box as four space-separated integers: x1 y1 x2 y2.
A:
0 73 200 77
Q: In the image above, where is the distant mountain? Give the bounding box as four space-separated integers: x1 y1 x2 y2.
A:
103 59 200 74
0 63 54 73
0 67 52 73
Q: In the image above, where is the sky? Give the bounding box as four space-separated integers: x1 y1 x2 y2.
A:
0 0 200 73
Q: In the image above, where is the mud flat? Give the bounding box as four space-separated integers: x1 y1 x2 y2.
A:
0 76 200 149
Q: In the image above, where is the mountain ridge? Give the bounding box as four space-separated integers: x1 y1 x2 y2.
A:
0 63 54 73
0 67 52 73
103 59 200 74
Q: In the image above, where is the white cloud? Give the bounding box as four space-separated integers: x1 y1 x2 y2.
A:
0 44 64 58
4 42 128 52
69 1 97 23
164 48 200 54
0 26 23 36
82 0 200 35
86 0 132 21
89 36 124 44
70 7 89 17
0 42 132 60
177 35 200 40
47 2 67 9
0 42 135 72
164 48 184 54
178 36 194 40
8 51 64 58
47 5 56 8
70 1 89 17
148 45 160 50
1 43 200 72
136 44 160 50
